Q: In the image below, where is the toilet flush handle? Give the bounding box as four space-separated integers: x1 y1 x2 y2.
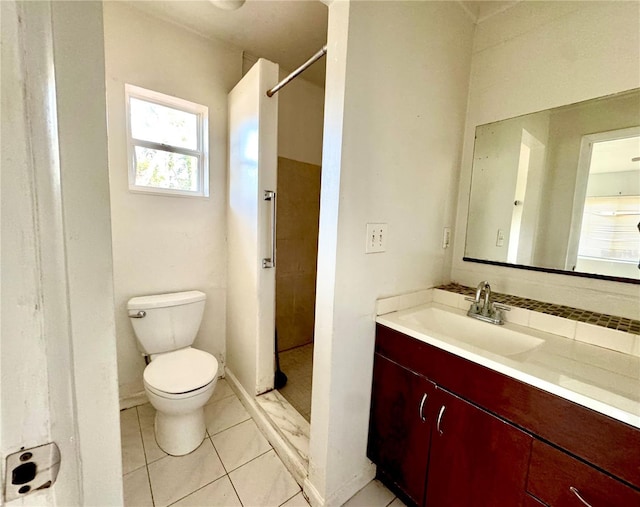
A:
129 310 146 319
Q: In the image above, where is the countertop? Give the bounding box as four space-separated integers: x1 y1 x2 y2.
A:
376 303 640 429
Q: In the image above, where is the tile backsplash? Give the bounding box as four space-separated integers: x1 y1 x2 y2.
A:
437 283 640 335
433 283 640 357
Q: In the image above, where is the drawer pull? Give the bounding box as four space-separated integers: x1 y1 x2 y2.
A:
436 405 446 435
569 487 593 507
419 393 428 422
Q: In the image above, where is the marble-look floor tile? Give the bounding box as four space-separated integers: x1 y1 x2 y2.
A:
342 480 395 507
387 497 406 507
211 419 271 472
257 391 310 463
171 476 242 507
280 491 311 507
229 449 300 507
207 378 234 405
123 466 153 507
120 408 145 475
205 394 250 436
148 439 226 507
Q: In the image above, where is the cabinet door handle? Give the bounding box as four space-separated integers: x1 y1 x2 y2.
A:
436 405 446 435
419 393 428 422
569 487 593 507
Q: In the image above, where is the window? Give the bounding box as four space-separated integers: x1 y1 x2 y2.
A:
577 195 640 263
126 84 209 197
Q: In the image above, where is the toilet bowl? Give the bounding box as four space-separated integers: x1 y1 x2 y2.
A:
143 346 218 455
127 291 218 456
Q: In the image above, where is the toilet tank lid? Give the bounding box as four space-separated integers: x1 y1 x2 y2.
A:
128 290 206 310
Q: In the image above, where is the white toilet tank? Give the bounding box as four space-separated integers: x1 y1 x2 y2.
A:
127 291 206 355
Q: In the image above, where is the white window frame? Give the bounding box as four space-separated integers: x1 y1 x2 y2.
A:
125 84 209 197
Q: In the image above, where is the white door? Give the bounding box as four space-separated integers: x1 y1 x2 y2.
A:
226 59 279 396
2 2 122 505
2 2 82 504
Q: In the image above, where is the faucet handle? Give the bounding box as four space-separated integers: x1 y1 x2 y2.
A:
492 303 511 312
464 296 477 302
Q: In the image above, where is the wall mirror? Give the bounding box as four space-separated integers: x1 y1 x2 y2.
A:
464 89 640 283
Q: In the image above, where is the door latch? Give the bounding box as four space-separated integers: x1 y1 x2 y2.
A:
4 443 60 502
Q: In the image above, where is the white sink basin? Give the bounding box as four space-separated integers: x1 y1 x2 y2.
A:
398 306 544 357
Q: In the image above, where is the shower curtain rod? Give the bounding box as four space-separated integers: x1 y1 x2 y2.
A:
266 45 327 97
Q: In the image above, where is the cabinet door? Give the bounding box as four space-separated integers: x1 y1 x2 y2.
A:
368 353 435 506
425 387 532 507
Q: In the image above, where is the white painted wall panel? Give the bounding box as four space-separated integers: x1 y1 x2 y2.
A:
310 1 474 503
226 59 279 395
103 2 241 402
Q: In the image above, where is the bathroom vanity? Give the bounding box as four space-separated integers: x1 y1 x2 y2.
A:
368 304 640 507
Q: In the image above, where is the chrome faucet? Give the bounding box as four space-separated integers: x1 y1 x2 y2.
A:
465 281 510 325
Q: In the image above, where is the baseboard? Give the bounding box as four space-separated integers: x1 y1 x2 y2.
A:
225 368 309 487
119 391 147 411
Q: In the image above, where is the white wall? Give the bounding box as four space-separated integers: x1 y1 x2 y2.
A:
244 54 325 166
452 1 640 319
309 1 474 503
103 2 241 402
277 71 325 166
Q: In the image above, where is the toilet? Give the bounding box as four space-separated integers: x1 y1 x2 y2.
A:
127 290 218 456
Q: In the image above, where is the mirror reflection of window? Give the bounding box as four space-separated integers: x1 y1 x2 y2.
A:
575 134 640 279
464 89 640 283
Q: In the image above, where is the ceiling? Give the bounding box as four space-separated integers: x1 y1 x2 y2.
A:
459 1 521 22
125 1 526 88
126 0 329 87
591 136 640 174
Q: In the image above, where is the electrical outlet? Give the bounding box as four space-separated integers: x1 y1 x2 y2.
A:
496 229 505 247
366 223 387 253
442 227 451 249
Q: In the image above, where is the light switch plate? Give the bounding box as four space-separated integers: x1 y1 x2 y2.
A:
366 223 388 253
442 227 451 249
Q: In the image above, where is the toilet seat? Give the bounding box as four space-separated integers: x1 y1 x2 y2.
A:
145 377 216 400
144 347 218 396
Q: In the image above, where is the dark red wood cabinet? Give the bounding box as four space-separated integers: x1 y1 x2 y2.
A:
527 440 640 507
425 387 532 507
368 324 640 507
367 354 435 505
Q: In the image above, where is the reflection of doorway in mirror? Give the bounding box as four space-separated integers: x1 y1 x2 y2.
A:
507 129 545 265
571 129 640 279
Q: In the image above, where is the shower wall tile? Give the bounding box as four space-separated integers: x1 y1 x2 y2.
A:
276 157 321 352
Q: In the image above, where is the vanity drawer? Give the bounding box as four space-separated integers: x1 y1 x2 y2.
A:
524 493 547 507
527 440 640 506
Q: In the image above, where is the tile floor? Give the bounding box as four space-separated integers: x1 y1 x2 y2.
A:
120 377 404 507
277 344 313 422
120 379 306 507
